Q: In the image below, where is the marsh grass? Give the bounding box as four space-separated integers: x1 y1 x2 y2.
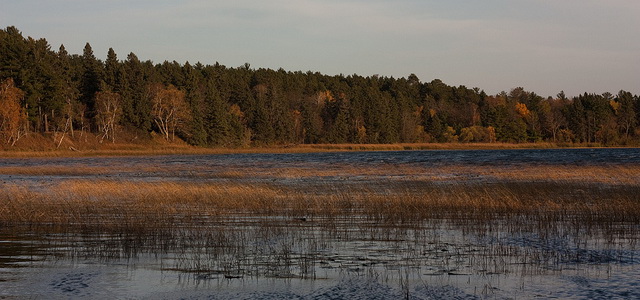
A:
0 142 617 158
1 163 638 285
2 178 638 230
2 161 638 184
0 166 113 176
296 142 563 151
0 181 285 229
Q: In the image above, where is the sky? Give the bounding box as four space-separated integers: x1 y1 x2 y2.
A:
2 0 639 97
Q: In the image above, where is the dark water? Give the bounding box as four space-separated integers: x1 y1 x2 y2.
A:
2 147 640 169
1 148 639 187
1 148 639 299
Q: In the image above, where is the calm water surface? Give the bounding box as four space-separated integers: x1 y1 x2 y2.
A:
1 148 639 186
2 148 640 169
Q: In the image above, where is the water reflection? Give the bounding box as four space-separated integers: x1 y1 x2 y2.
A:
1 211 638 299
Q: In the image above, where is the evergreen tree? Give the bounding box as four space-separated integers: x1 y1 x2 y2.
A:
79 43 103 122
104 48 119 91
120 52 151 131
1 26 639 147
204 79 233 146
181 62 207 145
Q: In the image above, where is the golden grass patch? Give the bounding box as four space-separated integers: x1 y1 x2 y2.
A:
2 178 638 231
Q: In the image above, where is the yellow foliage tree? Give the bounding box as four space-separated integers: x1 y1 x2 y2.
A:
229 104 244 119
357 125 367 144
0 78 28 146
459 126 497 143
487 126 497 143
149 84 191 141
515 102 530 118
442 126 458 142
609 100 620 115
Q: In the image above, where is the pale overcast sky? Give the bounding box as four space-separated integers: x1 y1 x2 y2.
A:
2 0 639 97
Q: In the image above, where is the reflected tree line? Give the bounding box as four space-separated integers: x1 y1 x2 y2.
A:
1 26 639 147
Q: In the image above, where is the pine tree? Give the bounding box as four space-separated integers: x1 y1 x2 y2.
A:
204 79 233 146
79 43 103 122
104 48 120 91
121 52 151 130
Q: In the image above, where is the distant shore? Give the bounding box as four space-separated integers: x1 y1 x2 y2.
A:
1 139 633 158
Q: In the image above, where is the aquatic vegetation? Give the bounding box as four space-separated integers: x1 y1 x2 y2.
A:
2 178 639 227
0 150 638 298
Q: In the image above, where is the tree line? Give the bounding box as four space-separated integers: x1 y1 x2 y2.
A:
1 26 639 147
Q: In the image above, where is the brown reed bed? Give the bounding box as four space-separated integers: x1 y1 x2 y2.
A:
296 142 563 151
0 142 618 158
2 177 637 283
1 151 638 296
215 163 640 186
0 166 114 176
1 178 638 231
1 161 638 186
0 181 279 230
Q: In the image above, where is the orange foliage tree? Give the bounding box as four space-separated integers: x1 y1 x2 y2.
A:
515 102 531 118
0 78 28 146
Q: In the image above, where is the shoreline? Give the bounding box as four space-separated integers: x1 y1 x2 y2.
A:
1 142 636 158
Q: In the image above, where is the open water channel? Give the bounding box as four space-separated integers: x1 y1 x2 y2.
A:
1 148 639 299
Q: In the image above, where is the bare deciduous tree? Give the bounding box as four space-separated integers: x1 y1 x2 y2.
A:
94 91 122 143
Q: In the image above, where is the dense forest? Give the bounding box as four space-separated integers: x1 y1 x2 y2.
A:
1 26 639 148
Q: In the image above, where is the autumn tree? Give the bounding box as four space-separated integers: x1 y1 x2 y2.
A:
459 126 496 143
0 78 28 146
400 106 425 142
149 84 191 141
229 104 251 146
322 90 351 143
3 27 640 147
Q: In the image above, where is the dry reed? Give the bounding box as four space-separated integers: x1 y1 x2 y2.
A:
2 162 638 186
0 142 620 158
1 178 638 231
2 176 637 281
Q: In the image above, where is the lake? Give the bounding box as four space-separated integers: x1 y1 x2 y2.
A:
1 148 639 299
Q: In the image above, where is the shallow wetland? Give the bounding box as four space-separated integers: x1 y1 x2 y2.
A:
1 148 639 299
